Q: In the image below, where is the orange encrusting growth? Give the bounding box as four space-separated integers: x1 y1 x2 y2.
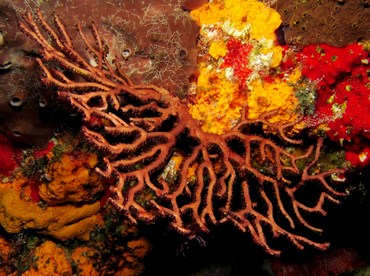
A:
39 151 104 204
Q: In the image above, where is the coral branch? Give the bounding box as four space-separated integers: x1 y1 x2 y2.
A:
19 10 346 255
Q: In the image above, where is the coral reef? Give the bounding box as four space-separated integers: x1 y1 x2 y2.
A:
0 235 11 265
319 62 370 168
0 132 105 241
0 132 151 275
191 0 282 40
19 9 347 256
297 43 367 87
273 0 370 48
0 1 368 274
2 210 151 275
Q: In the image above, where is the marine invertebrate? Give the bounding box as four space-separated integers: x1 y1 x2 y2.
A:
317 61 370 168
296 43 370 168
0 3 73 147
39 150 104 205
0 64 64 147
19 9 346 255
0 187 100 241
0 236 11 265
274 0 370 48
22 241 73 276
246 78 300 125
189 0 289 134
0 204 150 275
0 134 20 176
70 247 99 275
188 67 243 134
84 207 151 275
3 0 200 97
297 43 367 87
190 0 282 41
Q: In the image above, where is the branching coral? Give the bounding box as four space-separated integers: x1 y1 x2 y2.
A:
19 9 346 255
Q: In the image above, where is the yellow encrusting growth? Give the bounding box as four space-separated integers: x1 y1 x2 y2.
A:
246 78 300 125
190 0 282 40
189 67 246 134
189 0 293 134
263 42 284 68
209 40 227 59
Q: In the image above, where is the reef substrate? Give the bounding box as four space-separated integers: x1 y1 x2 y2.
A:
0 0 369 275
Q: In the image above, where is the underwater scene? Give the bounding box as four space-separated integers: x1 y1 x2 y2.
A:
0 0 369 275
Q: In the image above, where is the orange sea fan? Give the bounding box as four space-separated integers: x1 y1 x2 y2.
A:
19 9 346 255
